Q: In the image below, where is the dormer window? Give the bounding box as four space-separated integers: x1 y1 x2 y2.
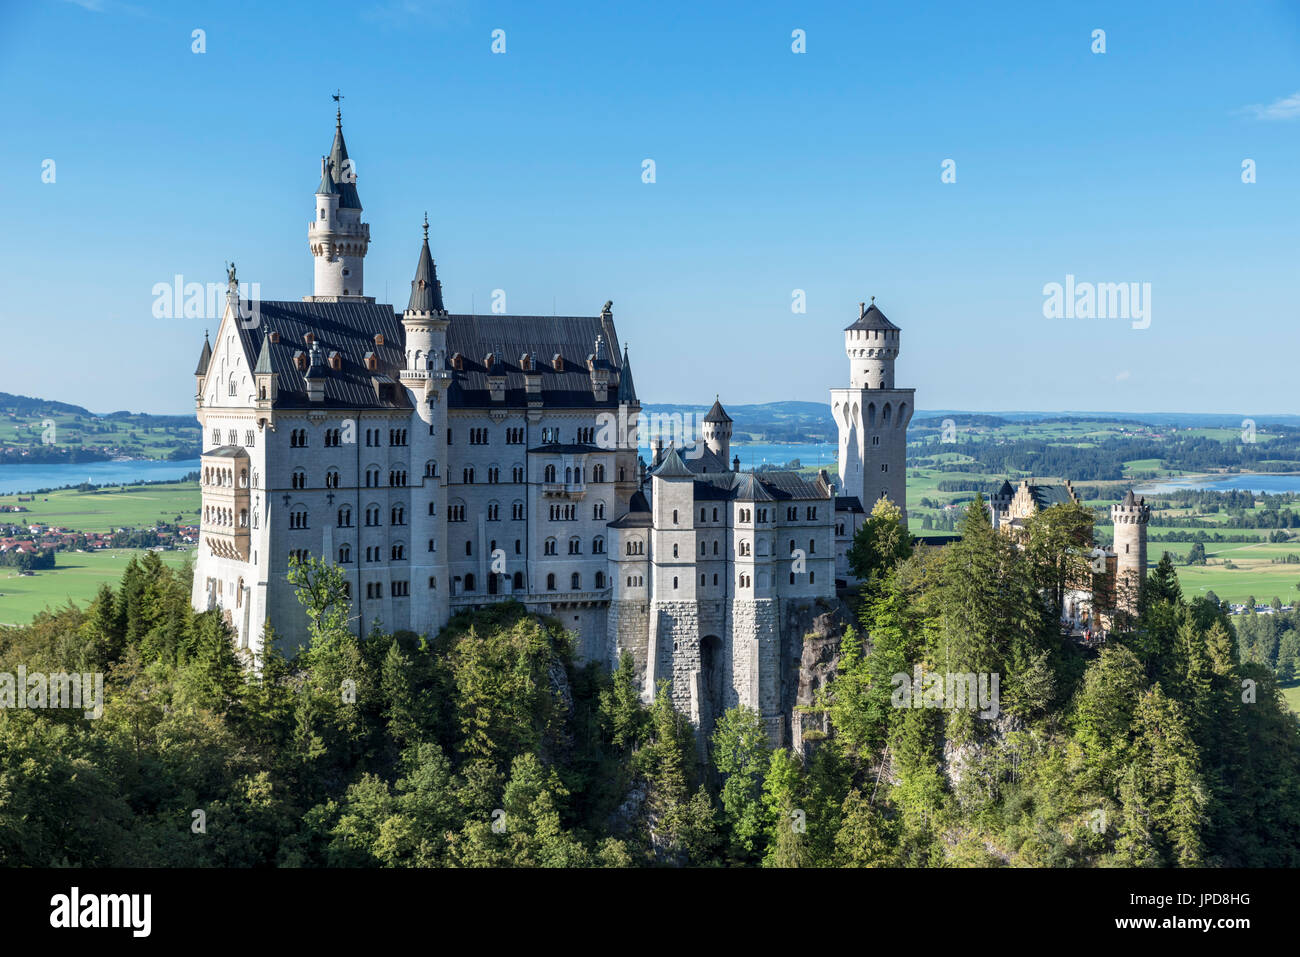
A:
329 351 342 371
374 334 385 346
451 353 464 370
304 333 315 346
364 352 377 372
552 354 564 372
294 351 307 372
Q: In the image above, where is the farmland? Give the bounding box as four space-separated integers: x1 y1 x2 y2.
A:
0 547 192 626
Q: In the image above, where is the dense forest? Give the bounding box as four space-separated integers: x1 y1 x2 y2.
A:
921 434 1300 482
0 497 1298 867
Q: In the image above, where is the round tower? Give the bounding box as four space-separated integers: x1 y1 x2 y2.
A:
1110 489 1150 618
400 217 451 628
307 107 371 301
701 396 732 462
845 298 899 390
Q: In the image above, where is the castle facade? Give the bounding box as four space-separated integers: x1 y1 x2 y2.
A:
191 110 912 742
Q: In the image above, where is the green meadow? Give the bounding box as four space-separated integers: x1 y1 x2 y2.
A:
0 547 192 626
0 482 200 533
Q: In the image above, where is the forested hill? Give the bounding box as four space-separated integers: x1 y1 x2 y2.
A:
1 501 1297 867
0 392 198 462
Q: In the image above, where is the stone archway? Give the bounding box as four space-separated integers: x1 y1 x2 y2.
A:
699 634 725 737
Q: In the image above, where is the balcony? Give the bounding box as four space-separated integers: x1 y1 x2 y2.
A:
541 482 586 498
201 446 251 561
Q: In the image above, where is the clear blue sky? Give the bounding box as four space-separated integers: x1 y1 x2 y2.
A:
3 0 1298 416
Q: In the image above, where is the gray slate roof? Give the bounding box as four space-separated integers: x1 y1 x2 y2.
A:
327 115 362 210
617 346 637 403
652 446 694 478
704 397 732 423
236 300 409 410
406 233 445 314
844 302 899 332
232 301 633 413
445 313 625 409
195 335 212 376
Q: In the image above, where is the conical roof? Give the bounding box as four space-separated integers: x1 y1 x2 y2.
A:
253 334 273 374
194 333 212 376
316 156 338 195
406 219 445 314
617 346 637 402
704 397 732 423
844 300 898 332
328 110 362 209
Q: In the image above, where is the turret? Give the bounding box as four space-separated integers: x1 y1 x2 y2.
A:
844 298 899 390
830 298 915 530
702 396 732 462
194 330 212 402
1110 489 1150 621
306 105 371 301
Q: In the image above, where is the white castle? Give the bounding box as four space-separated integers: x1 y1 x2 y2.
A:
191 109 913 741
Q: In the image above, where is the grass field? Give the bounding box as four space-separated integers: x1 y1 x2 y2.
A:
0 482 200 533
0 548 192 626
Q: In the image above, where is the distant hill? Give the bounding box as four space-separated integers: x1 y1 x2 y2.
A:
0 393 199 463
642 401 835 443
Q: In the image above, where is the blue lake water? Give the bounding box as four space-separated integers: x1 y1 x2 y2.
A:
0 443 833 497
1135 473 1300 495
0 459 201 495
728 442 837 469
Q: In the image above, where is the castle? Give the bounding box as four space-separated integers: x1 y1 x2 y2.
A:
191 108 912 743
988 478 1150 634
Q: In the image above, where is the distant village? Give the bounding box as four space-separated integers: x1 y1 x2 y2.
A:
0 499 195 572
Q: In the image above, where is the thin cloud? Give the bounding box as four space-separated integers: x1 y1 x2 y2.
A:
1243 91 1300 120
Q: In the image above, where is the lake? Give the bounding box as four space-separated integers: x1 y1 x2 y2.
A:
0 459 201 495
1135 473 1300 495
728 442 837 469
0 441 835 496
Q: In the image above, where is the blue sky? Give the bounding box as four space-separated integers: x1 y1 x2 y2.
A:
2 0 1299 415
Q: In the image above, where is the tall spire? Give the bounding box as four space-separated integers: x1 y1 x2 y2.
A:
406 219 445 314
327 97 361 210
617 344 637 403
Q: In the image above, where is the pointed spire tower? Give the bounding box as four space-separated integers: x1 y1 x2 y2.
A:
306 98 371 302
400 215 452 632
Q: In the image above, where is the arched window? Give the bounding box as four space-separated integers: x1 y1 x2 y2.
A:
546 573 556 591
464 573 475 592
595 571 604 589
339 545 351 563
672 509 678 525
513 571 524 590
673 576 679 589
571 572 581 590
